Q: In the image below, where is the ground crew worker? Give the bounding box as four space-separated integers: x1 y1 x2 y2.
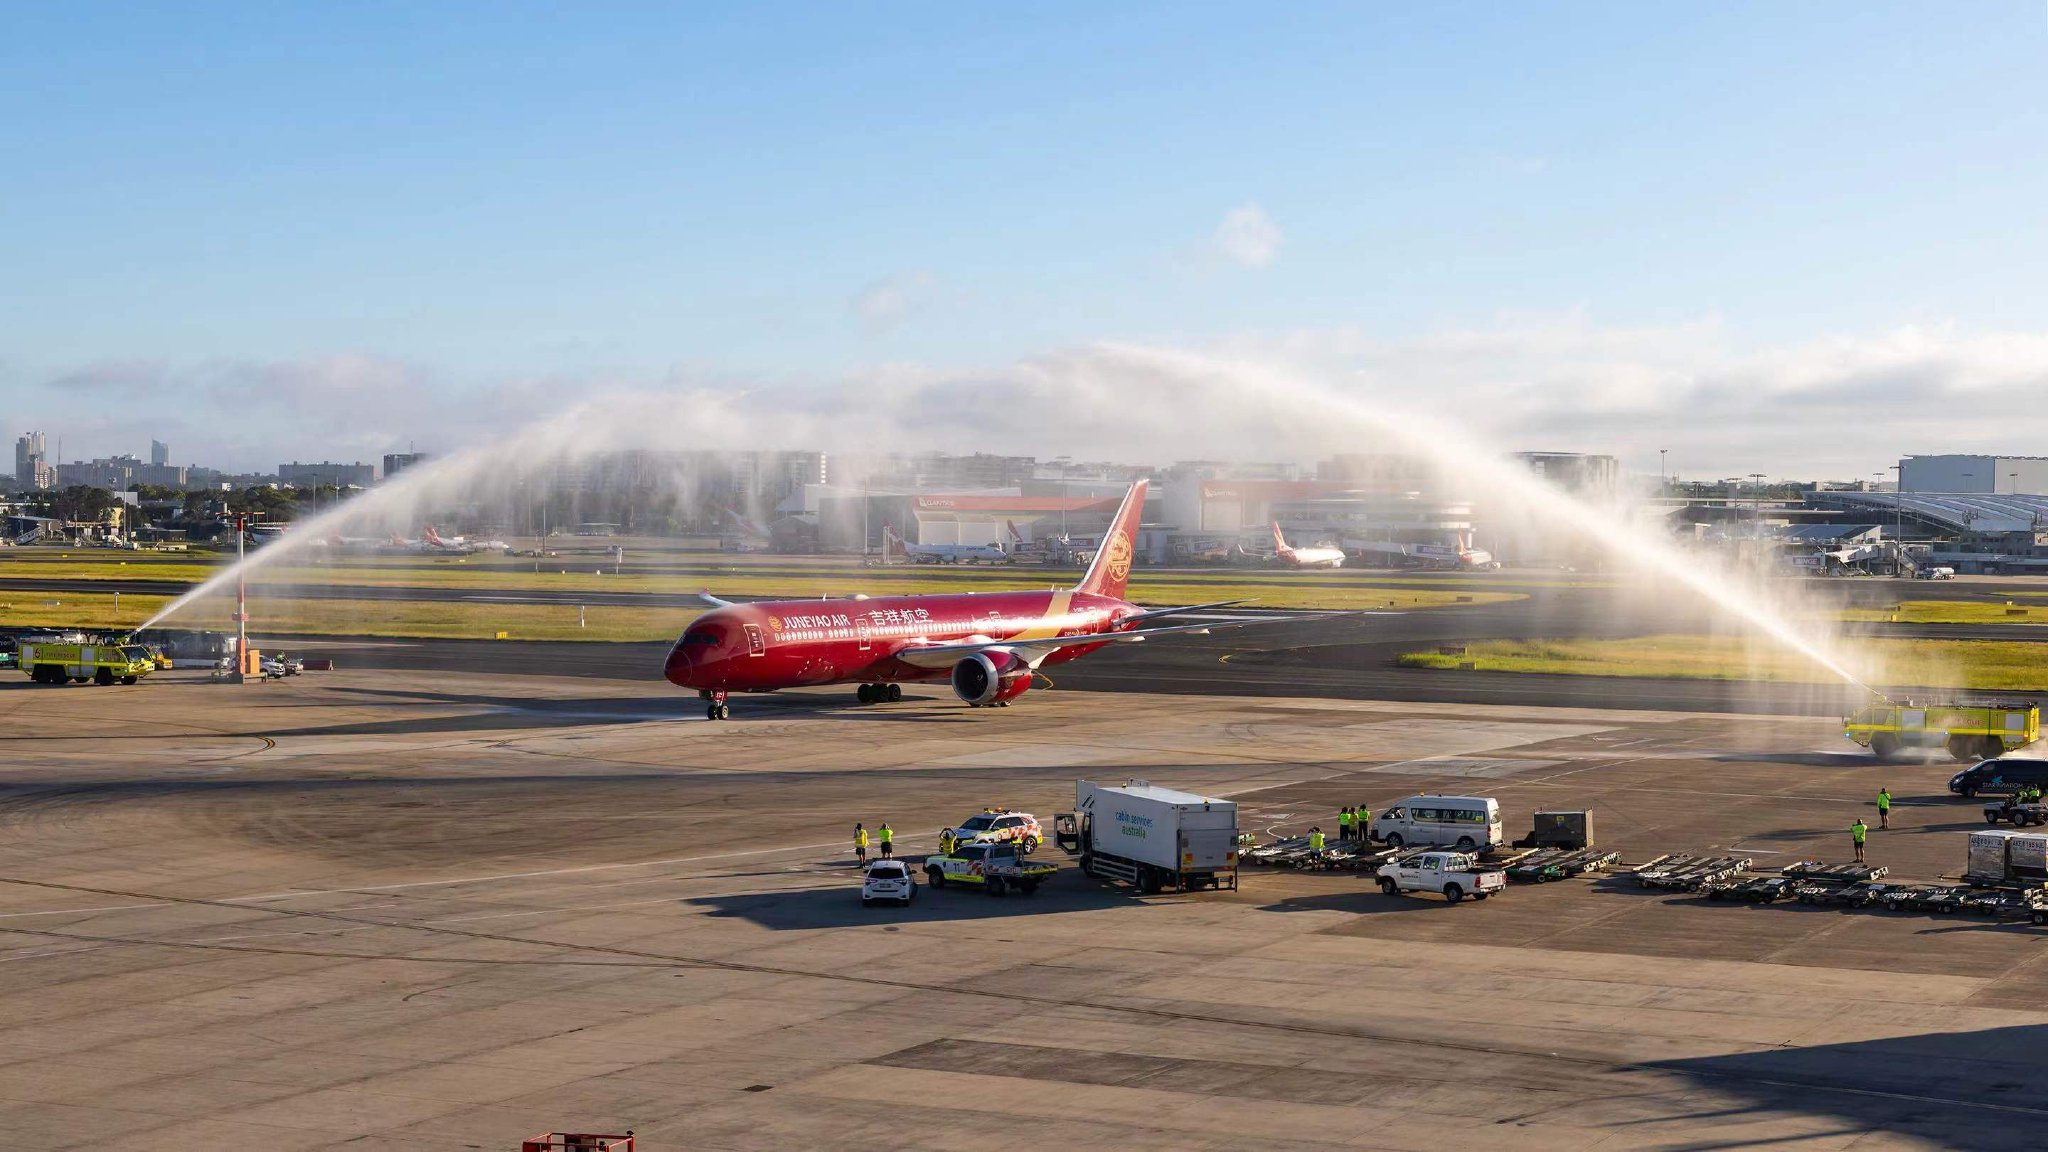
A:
1851 817 1868 863
1337 807 1354 842
878 822 894 859
1357 807 1373 842
1308 826 1326 860
1876 787 1891 830
854 823 869 866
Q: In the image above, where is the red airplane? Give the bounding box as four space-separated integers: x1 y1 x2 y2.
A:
665 480 1262 719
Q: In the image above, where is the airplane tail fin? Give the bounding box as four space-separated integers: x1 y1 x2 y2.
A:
1006 519 1023 544
1271 522 1289 552
1075 480 1146 600
425 527 444 547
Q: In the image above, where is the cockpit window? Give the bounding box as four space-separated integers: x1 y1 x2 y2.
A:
680 628 723 647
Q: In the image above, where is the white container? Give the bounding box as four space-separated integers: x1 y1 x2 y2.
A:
2008 833 2048 876
1968 829 2019 879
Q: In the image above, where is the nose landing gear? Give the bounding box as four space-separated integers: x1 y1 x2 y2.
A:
700 690 731 721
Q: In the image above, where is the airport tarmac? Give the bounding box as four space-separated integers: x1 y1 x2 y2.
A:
1 668 2042 1149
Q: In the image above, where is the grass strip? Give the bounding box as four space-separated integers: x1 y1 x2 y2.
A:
1401 634 2048 691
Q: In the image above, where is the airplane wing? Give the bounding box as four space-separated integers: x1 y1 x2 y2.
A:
890 614 1307 670
1115 599 1252 626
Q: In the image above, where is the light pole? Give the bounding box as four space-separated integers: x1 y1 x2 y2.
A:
1053 456 1072 541
1659 448 1668 493
1890 463 1903 552
2012 471 2020 496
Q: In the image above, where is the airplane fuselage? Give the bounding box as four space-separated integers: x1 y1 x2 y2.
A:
1277 547 1346 569
664 589 1137 693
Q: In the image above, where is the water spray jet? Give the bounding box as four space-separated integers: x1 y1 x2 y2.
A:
136 346 1885 700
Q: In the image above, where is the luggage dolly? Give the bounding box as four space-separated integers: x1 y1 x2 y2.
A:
1701 874 1802 904
523 1135 634 1152
1636 855 1752 891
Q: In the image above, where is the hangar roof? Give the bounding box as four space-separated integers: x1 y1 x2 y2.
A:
1819 491 2048 532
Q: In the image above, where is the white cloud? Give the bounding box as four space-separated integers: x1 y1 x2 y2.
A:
1212 203 1283 268
19 316 2048 480
851 270 938 335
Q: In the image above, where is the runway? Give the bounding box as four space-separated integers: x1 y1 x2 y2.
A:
11 569 2045 715
260 583 2046 717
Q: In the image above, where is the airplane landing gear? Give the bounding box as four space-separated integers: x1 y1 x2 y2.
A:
703 690 730 721
856 683 903 704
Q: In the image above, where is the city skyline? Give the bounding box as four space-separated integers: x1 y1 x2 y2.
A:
8 4 2048 474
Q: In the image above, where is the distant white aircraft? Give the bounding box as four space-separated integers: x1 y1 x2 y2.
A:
1267 522 1346 569
884 525 1011 565
1348 531 1498 570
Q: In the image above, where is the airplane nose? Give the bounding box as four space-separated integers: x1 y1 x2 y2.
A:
663 644 694 686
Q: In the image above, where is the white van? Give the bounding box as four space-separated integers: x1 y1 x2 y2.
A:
1371 795 1503 851
1917 567 1956 580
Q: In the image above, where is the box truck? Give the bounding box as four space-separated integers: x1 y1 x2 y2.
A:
1055 780 1239 894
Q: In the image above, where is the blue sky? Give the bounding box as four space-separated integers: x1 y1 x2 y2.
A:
6 2 2048 472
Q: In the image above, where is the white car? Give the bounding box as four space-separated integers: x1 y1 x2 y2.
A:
1376 851 1506 904
861 860 917 907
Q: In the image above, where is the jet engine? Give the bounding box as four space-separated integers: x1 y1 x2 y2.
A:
950 650 1033 706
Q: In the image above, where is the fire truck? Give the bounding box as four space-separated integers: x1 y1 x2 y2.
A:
18 640 158 685
1844 699 2039 761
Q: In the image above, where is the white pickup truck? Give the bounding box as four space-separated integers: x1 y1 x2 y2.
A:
1376 851 1506 904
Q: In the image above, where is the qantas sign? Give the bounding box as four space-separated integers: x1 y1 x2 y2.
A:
665 480 1276 719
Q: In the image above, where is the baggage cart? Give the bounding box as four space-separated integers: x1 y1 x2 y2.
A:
1781 861 1888 883
1636 855 1752 891
523 1135 634 1152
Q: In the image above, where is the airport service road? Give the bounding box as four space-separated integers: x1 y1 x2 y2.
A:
0 668 2043 1149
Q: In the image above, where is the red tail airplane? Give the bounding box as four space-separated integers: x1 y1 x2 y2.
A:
665 481 1263 719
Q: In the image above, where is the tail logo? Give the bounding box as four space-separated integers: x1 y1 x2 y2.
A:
1103 530 1133 586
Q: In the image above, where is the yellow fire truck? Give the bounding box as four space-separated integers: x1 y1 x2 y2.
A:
1844 699 2039 761
18 641 158 686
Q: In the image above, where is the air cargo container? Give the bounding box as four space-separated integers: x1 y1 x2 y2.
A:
1965 829 2048 885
